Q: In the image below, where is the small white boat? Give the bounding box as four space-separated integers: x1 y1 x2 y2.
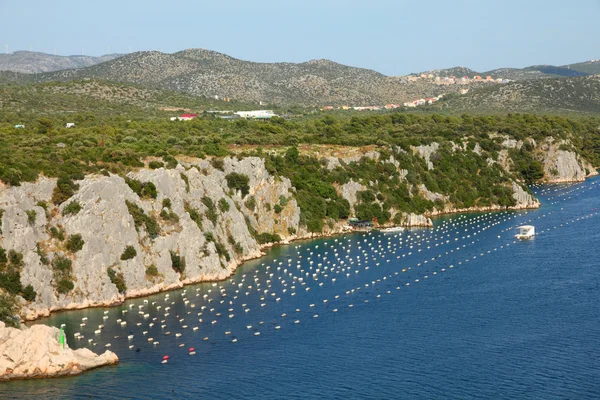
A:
515 225 535 240
379 226 405 233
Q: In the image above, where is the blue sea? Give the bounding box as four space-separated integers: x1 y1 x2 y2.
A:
2 177 599 399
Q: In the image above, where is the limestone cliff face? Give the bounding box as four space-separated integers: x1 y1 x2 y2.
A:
538 138 598 183
0 321 118 380
0 157 300 320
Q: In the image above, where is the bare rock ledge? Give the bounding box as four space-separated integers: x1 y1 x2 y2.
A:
0 321 118 381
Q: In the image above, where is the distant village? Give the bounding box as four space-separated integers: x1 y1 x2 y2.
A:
159 73 512 123
320 73 511 111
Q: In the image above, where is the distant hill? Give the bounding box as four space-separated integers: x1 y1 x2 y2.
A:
562 59 600 75
33 49 461 106
422 61 597 81
0 80 259 120
434 76 600 114
0 51 122 73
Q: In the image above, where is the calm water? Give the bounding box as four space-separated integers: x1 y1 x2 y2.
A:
2 178 600 399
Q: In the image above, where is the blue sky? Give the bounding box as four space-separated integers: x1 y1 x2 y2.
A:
1 0 599 75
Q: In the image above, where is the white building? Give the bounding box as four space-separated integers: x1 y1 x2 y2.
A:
234 110 277 119
66 123 75 128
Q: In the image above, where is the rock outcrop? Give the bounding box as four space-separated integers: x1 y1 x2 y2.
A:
0 321 118 380
0 144 592 321
539 139 598 183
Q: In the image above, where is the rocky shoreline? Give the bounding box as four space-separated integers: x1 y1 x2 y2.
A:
0 146 594 324
0 321 118 381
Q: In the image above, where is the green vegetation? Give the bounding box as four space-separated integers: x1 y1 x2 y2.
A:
51 256 74 294
52 176 79 205
159 198 179 222
169 251 185 274
149 160 164 169
25 210 37 225
202 196 218 225
184 201 203 230
228 234 244 255
107 267 127 293
36 242 49 265
180 173 190 192
244 196 256 211
62 200 82 216
145 264 159 278
66 233 85 252
125 200 159 238
256 233 281 244
0 248 36 301
120 245 137 260
218 198 230 213
225 173 250 197
0 292 20 328
125 177 157 199
49 225 66 241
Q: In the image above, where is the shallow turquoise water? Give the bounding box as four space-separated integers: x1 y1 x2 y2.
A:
2 177 600 399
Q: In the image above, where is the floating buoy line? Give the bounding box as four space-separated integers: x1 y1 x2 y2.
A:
58 179 598 364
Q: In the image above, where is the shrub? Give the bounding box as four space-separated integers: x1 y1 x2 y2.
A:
62 200 82 216
160 209 179 222
36 243 49 265
149 160 164 169
26 210 36 225
107 267 127 293
120 245 137 260
210 158 225 171
214 241 230 261
49 225 65 241
163 155 178 169
52 256 74 294
125 200 160 238
162 198 172 209
256 232 281 244
7 250 23 268
228 235 243 255
66 234 84 252
180 173 190 192
204 232 215 242
0 292 19 328
279 195 289 207
52 256 72 273
244 196 256 211
57 278 75 294
52 176 79 205
145 264 159 277
125 177 157 199
225 173 250 197
184 201 203 230
21 284 36 301
218 198 230 213
202 196 218 225
0 208 3 234
273 204 282 213
170 251 185 274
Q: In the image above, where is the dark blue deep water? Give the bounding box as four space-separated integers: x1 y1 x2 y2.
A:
2 177 600 399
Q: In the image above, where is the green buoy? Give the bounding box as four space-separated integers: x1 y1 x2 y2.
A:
59 327 65 349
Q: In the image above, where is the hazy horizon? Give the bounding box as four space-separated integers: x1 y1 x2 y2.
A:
1 0 599 76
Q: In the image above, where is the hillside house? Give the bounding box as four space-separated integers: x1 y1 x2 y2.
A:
66 123 75 128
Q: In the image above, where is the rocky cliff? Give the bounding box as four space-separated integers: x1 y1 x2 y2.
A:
0 145 594 320
0 321 118 380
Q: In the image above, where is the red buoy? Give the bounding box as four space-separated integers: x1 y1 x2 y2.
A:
188 348 195 352
163 355 169 360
